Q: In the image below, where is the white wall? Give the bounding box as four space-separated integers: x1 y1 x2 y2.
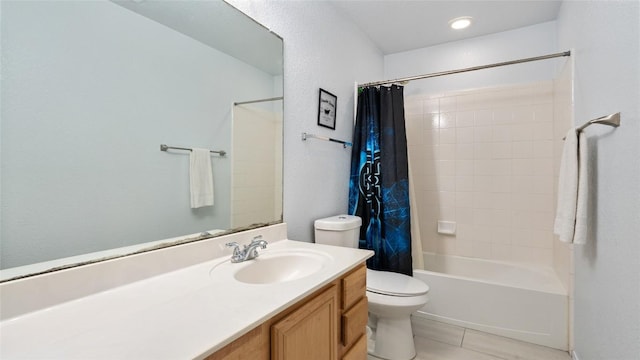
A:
384 21 559 96
0 1 277 267
556 2 640 359
226 0 384 242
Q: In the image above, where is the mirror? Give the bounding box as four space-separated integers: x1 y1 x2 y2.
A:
0 0 283 281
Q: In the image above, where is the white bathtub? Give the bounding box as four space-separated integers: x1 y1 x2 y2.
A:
413 252 568 350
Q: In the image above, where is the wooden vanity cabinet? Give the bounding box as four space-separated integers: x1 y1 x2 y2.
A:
338 264 368 359
205 263 368 360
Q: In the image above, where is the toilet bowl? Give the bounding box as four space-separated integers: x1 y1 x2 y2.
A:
314 215 430 360
366 269 429 360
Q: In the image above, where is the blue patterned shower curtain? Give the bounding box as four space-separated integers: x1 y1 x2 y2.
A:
349 85 412 276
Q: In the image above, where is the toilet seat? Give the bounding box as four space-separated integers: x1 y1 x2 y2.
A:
366 269 429 297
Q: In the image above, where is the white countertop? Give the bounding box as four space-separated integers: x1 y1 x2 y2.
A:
0 239 372 359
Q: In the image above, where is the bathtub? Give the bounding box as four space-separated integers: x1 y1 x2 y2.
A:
413 252 568 350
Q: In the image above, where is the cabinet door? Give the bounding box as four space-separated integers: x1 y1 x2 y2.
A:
271 285 339 360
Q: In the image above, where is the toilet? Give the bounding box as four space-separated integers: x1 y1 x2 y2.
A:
314 215 429 360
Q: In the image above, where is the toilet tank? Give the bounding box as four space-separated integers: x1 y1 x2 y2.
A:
314 215 362 248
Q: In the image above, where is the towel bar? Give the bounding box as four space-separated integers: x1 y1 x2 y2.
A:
301 132 352 148
160 144 226 156
563 112 620 139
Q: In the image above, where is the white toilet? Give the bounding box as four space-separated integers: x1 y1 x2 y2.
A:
314 215 429 360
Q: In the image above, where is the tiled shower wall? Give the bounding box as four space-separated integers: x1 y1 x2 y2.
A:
406 81 566 267
232 105 283 228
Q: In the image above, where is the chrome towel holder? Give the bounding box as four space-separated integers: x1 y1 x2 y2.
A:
563 112 621 139
160 144 226 156
301 132 352 148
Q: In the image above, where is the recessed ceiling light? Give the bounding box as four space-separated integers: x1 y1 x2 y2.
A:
449 16 472 30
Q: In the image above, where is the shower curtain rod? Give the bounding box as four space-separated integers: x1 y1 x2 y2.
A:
234 96 283 106
358 51 571 88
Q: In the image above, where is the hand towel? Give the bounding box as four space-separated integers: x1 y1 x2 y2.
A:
190 148 214 208
553 129 589 244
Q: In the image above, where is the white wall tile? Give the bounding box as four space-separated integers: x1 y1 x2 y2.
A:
492 142 512 158
456 127 475 143
404 99 423 115
512 105 534 123
455 192 474 208
533 140 553 158
473 208 494 226
424 128 439 146
533 122 553 140
409 81 557 267
492 227 512 244
493 125 513 142
492 159 512 175
473 143 493 159
456 111 475 127
455 176 474 192
512 175 534 193
438 144 456 160
456 207 474 225
439 191 456 209
511 123 535 141
533 104 553 122
493 108 514 124
491 176 512 193
439 96 456 113
474 109 494 126
437 175 456 192
456 223 473 241
440 128 457 144
439 112 456 128
424 98 439 114
491 243 512 261
512 141 534 158
474 126 493 142
473 175 493 192
455 160 474 176
513 159 535 175
456 143 474 159
472 241 492 260
533 158 554 176
426 113 440 129
437 160 456 176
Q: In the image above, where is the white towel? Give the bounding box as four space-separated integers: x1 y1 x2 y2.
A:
553 129 588 244
573 132 589 244
190 148 214 209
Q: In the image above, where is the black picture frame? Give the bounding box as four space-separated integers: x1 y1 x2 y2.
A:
317 88 337 130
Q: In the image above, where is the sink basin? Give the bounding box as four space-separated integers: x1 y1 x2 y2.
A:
211 249 331 285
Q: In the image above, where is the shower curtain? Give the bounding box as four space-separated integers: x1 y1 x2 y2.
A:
349 85 412 276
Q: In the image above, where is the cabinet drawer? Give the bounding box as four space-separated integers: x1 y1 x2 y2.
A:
341 297 368 347
341 334 367 360
342 264 366 310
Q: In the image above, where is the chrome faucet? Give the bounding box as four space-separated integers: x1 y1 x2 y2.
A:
225 235 268 263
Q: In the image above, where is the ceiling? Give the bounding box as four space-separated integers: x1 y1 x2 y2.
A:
328 0 562 54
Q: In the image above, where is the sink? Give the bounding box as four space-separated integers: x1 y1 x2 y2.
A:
211 249 331 285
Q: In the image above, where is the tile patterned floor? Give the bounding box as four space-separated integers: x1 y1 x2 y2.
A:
369 317 572 360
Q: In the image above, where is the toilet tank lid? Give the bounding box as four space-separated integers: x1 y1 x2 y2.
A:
314 215 362 231
367 269 429 296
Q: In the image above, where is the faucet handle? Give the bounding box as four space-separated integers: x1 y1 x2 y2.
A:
250 235 268 249
225 242 241 255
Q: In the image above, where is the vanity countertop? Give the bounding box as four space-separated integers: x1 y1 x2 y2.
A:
0 239 373 359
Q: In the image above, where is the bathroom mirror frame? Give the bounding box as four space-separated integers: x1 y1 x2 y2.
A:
0 0 284 282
